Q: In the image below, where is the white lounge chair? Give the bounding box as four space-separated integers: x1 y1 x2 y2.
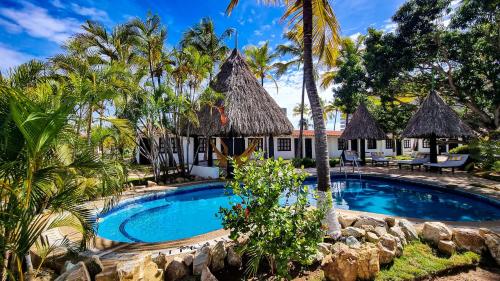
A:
396 153 430 170
371 152 390 166
423 154 469 173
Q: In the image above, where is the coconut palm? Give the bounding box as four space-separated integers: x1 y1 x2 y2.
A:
181 17 233 81
226 0 341 239
244 42 279 90
292 102 311 130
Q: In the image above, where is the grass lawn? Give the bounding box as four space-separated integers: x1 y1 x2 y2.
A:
376 241 480 281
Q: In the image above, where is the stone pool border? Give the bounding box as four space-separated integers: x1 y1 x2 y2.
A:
91 172 500 259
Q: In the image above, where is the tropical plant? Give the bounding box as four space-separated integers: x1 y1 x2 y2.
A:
219 153 325 279
0 71 125 280
244 41 279 90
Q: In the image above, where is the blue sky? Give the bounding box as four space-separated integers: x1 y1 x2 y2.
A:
0 0 405 128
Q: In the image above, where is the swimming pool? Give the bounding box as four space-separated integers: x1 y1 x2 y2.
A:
96 176 500 243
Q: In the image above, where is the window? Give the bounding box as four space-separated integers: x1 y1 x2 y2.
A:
338 139 348 150
248 138 263 151
171 139 178 153
385 138 393 149
159 138 165 153
404 139 411 149
198 138 206 153
423 139 430 148
367 139 377 149
277 138 291 151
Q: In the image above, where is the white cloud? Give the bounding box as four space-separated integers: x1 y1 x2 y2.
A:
349 32 362 41
0 44 34 73
382 19 397 33
0 1 81 43
254 30 263 36
263 67 340 130
71 3 110 22
50 0 65 9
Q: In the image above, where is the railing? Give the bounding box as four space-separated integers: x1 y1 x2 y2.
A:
339 153 362 180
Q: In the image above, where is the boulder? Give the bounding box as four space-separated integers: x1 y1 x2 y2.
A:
322 244 358 281
165 257 188 281
377 235 397 264
338 214 358 228
97 254 162 281
438 240 456 256
398 219 418 241
201 266 218 281
452 228 485 254
210 241 227 272
152 252 168 269
226 246 242 268
341 227 366 239
353 216 386 228
374 226 388 237
360 225 375 233
384 217 396 227
318 243 332 256
421 222 452 245
143 259 163 281
85 255 104 279
193 245 211 275
393 236 404 257
356 244 380 280
182 253 194 268
146 180 157 187
484 233 500 266
388 226 407 246
345 236 361 249
366 232 380 243
55 262 91 281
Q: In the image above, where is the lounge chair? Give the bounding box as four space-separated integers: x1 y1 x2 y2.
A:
396 153 430 170
371 152 390 166
423 154 469 173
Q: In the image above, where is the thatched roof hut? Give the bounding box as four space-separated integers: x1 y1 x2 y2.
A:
340 103 386 140
188 49 293 137
402 91 474 138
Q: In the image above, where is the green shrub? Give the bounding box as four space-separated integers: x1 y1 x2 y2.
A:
450 140 499 172
329 158 339 167
219 154 326 279
494 161 500 173
291 157 316 168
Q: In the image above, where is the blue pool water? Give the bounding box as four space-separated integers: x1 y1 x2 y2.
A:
97 177 500 243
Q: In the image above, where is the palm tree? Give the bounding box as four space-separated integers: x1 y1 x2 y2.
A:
181 17 233 81
292 102 311 130
244 42 278 89
226 0 341 237
128 14 167 94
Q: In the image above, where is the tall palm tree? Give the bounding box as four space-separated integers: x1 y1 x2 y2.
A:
181 17 233 81
292 102 311 130
226 0 341 237
128 14 167 95
244 42 278 89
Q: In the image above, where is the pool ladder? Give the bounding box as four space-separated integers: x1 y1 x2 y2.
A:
339 157 362 180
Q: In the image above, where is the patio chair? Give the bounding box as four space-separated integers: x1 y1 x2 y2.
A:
340 150 362 172
423 154 469 174
371 152 390 166
396 153 430 171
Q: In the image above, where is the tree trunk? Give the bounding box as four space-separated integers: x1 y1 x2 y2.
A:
298 75 306 158
303 0 340 238
303 0 330 191
86 103 92 145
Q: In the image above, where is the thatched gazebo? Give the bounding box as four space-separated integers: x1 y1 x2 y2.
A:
188 48 293 169
402 91 474 163
340 103 386 164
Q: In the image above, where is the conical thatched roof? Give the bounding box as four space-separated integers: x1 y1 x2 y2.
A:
402 91 474 138
187 49 293 137
340 103 386 140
